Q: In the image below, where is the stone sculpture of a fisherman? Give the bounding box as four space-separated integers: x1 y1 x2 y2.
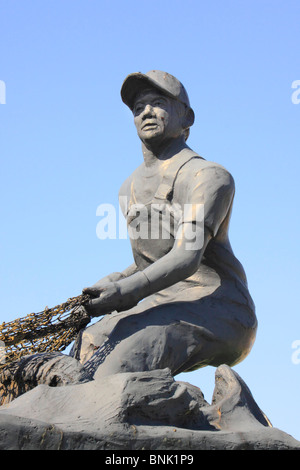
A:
77 70 257 379
0 71 258 397
2 72 300 452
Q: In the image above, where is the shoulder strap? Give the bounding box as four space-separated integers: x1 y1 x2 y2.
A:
153 152 203 203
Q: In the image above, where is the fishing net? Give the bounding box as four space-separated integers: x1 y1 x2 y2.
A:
0 294 91 370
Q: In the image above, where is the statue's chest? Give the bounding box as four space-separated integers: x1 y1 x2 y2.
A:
131 173 163 206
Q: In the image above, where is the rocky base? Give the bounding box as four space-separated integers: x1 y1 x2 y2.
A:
0 365 299 450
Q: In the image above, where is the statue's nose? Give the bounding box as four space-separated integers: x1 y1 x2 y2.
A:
142 104 154 117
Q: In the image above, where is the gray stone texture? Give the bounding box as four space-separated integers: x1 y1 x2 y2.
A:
0 365 299 450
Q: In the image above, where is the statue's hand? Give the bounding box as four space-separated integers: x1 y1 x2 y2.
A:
83 271 150 317
82 282 108 298
84 282 121 317
82 273 125 298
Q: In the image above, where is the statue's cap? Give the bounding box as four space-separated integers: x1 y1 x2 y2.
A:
121 70 193 113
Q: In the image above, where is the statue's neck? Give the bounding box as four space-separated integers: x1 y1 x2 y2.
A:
141 137 189 168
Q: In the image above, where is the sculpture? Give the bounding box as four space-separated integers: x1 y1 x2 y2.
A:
76 70 257 379
1 71 299 451
0 70 258 394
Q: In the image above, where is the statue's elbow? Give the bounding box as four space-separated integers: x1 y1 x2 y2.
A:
177 250 202 280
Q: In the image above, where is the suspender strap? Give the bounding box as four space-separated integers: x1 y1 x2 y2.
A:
153 153 202 203
126 152 203 214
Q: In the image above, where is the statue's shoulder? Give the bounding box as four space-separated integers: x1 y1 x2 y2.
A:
184 155 234 184
176 154 235 197
183 153 231 173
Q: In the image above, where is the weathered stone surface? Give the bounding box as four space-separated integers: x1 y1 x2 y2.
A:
201 365 272 431
0 365 299 450
0 352 91 405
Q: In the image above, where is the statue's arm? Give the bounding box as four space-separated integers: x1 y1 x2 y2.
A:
85 166 235 317
115 223 212 309
82 263 138 296
85 222 211 316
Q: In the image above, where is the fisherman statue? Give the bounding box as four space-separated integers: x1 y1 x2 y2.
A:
77 70 257 378
0 71 257 400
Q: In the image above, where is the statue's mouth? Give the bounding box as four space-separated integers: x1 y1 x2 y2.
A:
142 121 158 130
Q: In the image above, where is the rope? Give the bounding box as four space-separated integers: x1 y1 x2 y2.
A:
0 294 91 369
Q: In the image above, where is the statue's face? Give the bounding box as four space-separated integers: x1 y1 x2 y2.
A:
133 89 185 147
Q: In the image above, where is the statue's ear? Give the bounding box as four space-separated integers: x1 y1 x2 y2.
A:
183 107 195 129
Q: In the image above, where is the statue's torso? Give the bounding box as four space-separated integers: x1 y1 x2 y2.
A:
119 150 254 311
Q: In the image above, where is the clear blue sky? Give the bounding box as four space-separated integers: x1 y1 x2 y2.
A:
1 0 299 441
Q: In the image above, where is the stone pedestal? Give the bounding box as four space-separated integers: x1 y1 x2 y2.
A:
0 364 299 450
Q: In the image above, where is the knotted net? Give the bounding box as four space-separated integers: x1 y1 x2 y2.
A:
0 294 91 369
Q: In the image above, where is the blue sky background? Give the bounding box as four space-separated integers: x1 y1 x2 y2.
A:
0 0 299 441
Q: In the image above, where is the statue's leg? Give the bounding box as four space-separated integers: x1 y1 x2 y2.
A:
80 300 253 380
91 320 220 379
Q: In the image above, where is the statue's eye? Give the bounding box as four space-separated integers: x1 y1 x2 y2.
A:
134 104 144 114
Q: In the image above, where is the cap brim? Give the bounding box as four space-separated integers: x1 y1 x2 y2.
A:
121 73 178 110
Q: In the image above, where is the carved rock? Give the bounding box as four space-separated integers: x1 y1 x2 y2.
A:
0 365 299 450
0 352 91 405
